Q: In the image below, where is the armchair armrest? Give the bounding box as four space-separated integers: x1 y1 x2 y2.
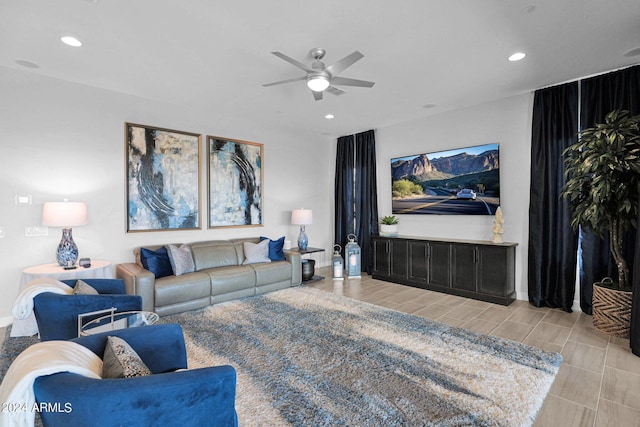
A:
34 366 238 427
116 263 156 312
71 324 187 373
33 294 142 341
284 250 302 285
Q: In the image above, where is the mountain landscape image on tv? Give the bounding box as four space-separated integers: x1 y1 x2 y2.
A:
391 143 500 215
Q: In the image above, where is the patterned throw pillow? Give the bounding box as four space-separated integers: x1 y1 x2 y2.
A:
259 236 286 261
167 244 195 276
73 279 99 295
140 246 174 278
242 240 271 265
102 336 152 379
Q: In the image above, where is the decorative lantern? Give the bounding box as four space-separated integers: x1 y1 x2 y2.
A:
345 234 361 278
332 244 344 280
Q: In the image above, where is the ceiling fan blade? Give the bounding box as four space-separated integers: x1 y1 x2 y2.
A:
271 51 314 73
330 77 375 88
325 86 346 96
262 76 306 87
325 51 364 75
313 91 323 101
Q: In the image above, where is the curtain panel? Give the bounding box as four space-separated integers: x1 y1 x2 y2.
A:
334 130 379 274
334 135 355 249
578 65 640 313
633 191 640 356
527 83 579 312
354 130 379 274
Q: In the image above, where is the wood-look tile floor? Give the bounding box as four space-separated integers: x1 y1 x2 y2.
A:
308 267 640 427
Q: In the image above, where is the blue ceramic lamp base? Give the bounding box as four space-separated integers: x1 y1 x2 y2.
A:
297 225 308 250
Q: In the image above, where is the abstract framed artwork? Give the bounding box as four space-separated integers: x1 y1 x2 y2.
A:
125 123 201 232
207 136 263 228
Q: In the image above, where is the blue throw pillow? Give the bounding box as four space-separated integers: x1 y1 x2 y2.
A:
140 246 174 278
259 236 286 261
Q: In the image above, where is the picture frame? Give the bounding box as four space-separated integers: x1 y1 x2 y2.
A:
125 122 201 232
207 136 263 228
391 143 500 215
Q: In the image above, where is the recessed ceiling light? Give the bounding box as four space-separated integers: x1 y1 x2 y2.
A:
15 59 39 69
61 36 82 47
623 47 640 57
325 114 334 119
508 52 526 62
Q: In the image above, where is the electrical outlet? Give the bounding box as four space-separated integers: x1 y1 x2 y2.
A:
25 226 48 237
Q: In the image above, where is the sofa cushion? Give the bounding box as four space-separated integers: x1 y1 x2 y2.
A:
191 241 238 270
252 261 292 286
154 272 211 307
205 265 256 295
260 236 286 261
102 336 152 379
167 244 195 276
242 240 271 265
140 246 173 278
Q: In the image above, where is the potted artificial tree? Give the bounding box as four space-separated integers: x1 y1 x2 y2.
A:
562 109 640 337
379 215 399 236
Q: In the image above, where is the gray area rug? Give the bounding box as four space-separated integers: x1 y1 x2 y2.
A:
162 287 563 426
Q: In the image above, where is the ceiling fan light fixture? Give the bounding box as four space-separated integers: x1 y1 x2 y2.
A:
307 75 330 92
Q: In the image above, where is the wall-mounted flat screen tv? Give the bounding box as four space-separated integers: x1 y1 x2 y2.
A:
391 143 500 215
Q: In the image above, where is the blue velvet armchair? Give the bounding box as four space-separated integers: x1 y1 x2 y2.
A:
33 324 238 427
33 278 142 341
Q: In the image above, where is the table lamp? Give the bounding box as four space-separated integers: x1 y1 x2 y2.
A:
291 209 313 250
42 201 87 267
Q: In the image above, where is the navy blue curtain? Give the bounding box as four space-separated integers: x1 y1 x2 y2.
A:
334 130 379 274
633 191 640 356
354 130 379 274
335 135 355 250
579 65 640 314
528 83 579 312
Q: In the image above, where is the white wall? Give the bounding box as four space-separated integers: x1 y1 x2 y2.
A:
375 93 535 302
0 66 334 322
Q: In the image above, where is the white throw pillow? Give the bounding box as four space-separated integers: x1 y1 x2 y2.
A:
242 240 271 265
167 244 195 276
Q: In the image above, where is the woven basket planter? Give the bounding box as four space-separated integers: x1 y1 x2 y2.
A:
592 280 632 338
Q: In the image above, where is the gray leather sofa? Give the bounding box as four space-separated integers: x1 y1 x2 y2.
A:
116 238 302 316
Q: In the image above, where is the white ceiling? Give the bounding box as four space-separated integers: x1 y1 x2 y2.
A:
2 0 639 138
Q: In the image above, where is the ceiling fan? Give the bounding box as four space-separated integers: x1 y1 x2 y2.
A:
263 48 375 101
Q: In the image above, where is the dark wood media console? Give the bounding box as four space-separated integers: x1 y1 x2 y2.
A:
372 235 517 305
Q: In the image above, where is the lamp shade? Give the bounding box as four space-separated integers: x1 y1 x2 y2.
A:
291 209 313 225
42 202 88 227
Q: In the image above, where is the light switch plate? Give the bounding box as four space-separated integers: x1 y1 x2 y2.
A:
0 227 4 238
25 226 48 237
14 195 32 205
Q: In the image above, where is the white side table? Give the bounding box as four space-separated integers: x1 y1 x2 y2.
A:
11 260 113 337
